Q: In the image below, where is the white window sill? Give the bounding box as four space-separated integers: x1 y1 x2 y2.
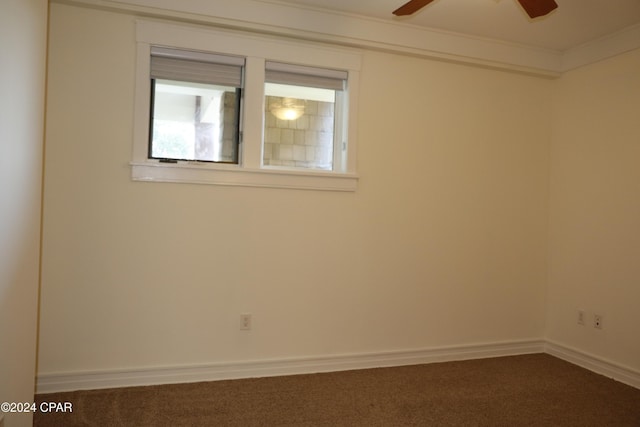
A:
130 162 358 192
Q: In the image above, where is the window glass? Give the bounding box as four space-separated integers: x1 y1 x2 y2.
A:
263 83 338 170
150 79 240 162
263 62 347 172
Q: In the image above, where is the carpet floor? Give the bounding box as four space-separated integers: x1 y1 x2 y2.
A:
34 353 640 426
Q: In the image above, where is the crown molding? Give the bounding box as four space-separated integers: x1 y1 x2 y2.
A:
562 22 640 72
54 0 561 77
54 0 640 77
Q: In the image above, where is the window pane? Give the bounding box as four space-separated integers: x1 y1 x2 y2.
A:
150 79 240 163
263 83 340 171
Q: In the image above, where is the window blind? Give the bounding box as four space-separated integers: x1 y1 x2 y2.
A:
265 61 347 91
150 46 244 87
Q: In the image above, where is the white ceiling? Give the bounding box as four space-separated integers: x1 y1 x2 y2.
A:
269 0 640 51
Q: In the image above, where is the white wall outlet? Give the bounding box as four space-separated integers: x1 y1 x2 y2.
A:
240 313 252 330
577 310 585 325
594 314 603 329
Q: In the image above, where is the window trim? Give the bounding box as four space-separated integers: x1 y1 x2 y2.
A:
132 20 361 191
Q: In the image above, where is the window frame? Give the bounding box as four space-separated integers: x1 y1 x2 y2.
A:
132 20 361 191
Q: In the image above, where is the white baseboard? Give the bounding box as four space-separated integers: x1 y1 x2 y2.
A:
38 339 639 394
36 339 545 394
545 340 640 389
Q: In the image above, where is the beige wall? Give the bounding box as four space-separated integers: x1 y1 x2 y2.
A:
547 48 640 370
38 3 551 375
0 1 47 425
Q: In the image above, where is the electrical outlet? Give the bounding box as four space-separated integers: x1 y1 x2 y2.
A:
240 314 252 330
577 310 585 325
594 314 603 329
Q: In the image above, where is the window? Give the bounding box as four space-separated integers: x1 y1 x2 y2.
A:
132 21 361 191
149 47 243 164
263 62 347 172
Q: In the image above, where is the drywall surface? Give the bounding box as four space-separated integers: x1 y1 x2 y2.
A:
547 48 640 371
0 0 47 425
38 3 550 376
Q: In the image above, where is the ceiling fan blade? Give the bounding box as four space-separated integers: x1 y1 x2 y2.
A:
517 0 558 18
393 0 436 16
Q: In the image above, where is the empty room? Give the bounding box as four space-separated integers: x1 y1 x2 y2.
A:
1 0 639 425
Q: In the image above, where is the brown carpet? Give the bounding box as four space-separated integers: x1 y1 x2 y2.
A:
34 354 640 426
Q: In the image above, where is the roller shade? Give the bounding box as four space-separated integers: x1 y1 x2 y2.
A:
150 46 244 87
265 61 347 91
